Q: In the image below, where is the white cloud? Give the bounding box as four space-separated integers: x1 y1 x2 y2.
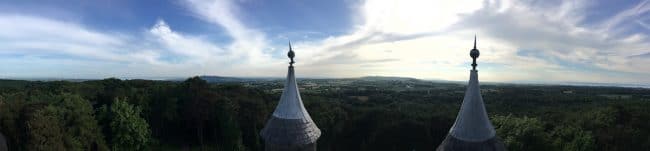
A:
282 0 649 84
0 0 648 84
360 0 481 34
0 13 274 78
0 14 138 63
148 20 225 64
601 0 650 33
182 0 272 65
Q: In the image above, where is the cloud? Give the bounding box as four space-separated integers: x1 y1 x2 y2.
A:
0 14 126 60
0 14 267 78
628 52 650 58
601 0 650 33
0 0 648 84
286 0 650 84
0 14 174 78
148 19 225 64
181 0 272 65
467 0 650 75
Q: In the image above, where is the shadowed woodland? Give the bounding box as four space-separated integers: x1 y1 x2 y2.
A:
0 77 649 151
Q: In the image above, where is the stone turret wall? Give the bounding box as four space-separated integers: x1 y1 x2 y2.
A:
436 135 506 151
0 132 8 151
260 117 320 146
265 142 316 151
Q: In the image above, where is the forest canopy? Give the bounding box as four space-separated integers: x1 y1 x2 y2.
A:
0 77 649 151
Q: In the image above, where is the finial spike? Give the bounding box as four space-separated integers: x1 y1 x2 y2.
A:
473 35 477 49
288 41 295 66
289 41 293 51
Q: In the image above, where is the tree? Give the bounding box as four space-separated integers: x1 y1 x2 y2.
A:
550 125 595 151
95 78 126 106
25 105 65 151
492 115 553 151
53 94 108 151
177 77 246 150
179 77 215 147
0 93 26 150
214 98 245 151
2 93 108 151
106 98 151 151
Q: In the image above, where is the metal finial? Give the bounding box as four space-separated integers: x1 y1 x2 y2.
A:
473 35 477 49
470 36 480 70
288 41 295 66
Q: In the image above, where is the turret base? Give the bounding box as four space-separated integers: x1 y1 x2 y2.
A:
436 135 507 151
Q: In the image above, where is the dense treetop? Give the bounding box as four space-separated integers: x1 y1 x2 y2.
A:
0 78 649 151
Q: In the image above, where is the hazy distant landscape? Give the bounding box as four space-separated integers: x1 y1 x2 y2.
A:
1 76 649 150
7 75 649 89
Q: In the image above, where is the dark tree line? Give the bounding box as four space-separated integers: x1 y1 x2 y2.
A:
1 78 649 151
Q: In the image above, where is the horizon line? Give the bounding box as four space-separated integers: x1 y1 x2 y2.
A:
2 75 649 89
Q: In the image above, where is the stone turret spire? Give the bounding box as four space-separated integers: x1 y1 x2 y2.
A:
261 43 321 151
436 37 506 151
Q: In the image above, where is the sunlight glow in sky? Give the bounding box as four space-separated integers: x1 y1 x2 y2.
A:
0 0 649 84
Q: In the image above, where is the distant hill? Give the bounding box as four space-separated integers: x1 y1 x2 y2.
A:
199 76 245 83
3 76 647 88
0 79 31 88
196 75 424 83
358 76 421 82
198 76 279 83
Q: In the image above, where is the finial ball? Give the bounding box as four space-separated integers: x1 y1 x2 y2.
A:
288 50 295 59
470 48 479 59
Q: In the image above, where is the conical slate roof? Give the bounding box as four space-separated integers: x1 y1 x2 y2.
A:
437 37 506 151
448 70 495 141
260 49 321 148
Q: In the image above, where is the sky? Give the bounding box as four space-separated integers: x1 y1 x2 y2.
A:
0 0 648 84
